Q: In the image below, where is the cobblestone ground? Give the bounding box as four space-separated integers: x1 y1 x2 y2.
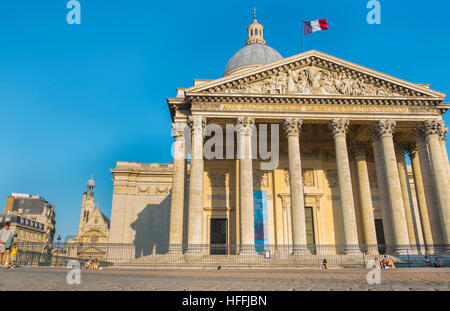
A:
0 267 449 291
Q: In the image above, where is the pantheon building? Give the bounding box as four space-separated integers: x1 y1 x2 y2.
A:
109 16 450 257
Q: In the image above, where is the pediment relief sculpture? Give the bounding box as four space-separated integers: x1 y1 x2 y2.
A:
213 66 406 97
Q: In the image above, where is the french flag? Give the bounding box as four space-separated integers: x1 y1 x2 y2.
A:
303 19 328 35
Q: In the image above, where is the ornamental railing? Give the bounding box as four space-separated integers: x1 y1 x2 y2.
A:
5 242 449 269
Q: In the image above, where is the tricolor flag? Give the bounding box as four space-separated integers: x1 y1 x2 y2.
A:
303 19 328 35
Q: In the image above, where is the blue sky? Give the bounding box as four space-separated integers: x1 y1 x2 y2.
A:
0 0 449 239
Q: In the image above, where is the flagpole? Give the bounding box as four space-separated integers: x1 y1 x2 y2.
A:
301 21 305 53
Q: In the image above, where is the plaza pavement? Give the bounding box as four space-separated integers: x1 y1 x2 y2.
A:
0 267 448 291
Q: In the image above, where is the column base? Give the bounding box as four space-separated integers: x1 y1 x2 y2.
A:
184 246 204 256
167 245 183 254
392 246 411 255
344 245 362 255
291 248 311 256
238 245 256 256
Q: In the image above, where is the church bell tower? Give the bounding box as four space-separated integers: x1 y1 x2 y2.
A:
78 174 96 236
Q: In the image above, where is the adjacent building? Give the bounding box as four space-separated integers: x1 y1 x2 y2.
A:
0 214 46 244
3 193 56 244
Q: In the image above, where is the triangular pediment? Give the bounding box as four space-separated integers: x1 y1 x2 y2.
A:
186 50 445 99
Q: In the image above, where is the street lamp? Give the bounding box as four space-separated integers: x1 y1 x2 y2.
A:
56 235 61 267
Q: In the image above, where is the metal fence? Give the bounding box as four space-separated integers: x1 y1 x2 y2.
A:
5 242 450 269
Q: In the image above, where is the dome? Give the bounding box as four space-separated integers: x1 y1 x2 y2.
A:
223 12 283 76
224 43 283 76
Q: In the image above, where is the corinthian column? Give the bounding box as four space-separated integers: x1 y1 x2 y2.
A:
329 119 360 254
284 118 310 255
415 129 445 245
439 127 450 186
237 117 255 254
186 116 206 253
420 120 450 244
371 120 409 253
395 145 418 246
406 144 434 246
168 123 187 253
369 130 394 246
352 144 378 253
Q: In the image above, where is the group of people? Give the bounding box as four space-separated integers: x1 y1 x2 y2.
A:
84 258 100 270
321 256 397 270
0 221 18 269
423 256 443 267
373 256 396 269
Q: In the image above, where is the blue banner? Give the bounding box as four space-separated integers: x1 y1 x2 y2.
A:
253 190 269 251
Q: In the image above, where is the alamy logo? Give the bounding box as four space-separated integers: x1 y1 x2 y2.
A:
366 0 381 25
366 259 381 285
66 0 81 25
66 260 81 284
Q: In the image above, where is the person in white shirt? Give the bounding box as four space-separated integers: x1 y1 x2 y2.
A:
0 221 15 267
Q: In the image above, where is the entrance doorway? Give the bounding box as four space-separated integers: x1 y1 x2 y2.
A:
210 218 227 255
375 219 385 254
305 207 316 254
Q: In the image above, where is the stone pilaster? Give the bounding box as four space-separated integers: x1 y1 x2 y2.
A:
371 120 409 253
186 116 206 253
237 117 255 254
420 120 450 244
283 118 310 255
351 144 378 253
406 144 434 246
329 119 360 254
168 123 187 253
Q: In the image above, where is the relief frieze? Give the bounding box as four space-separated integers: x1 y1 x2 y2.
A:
191 102 436 114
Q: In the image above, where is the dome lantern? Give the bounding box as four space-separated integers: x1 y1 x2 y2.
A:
246 8 266 46
223 9 283 76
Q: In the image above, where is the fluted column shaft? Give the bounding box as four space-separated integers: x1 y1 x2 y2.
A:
186 116 205 252
372 121 409 252
284 118 309 254
439 128 450 186
330 119 360 253
421 120 450 244
353 146 378 250
408 148 434 245
415 132 445 244
237 117 255 254
370 135 394 246
168 123 187 252
395 147 418 246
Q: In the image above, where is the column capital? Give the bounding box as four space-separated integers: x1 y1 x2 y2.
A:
369 120 396 140
401 142 417 159
419 119 446 137
348 144 369 160
237 116 255 136
171 123 187 141
283 118 303 137
440 127 449 142
329 119 349 137
188 115 206 136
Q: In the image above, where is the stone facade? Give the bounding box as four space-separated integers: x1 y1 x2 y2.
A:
3 193 56 244
109 17 450 258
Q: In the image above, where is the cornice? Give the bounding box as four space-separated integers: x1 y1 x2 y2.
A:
185 92 440 107
186 50 445 99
